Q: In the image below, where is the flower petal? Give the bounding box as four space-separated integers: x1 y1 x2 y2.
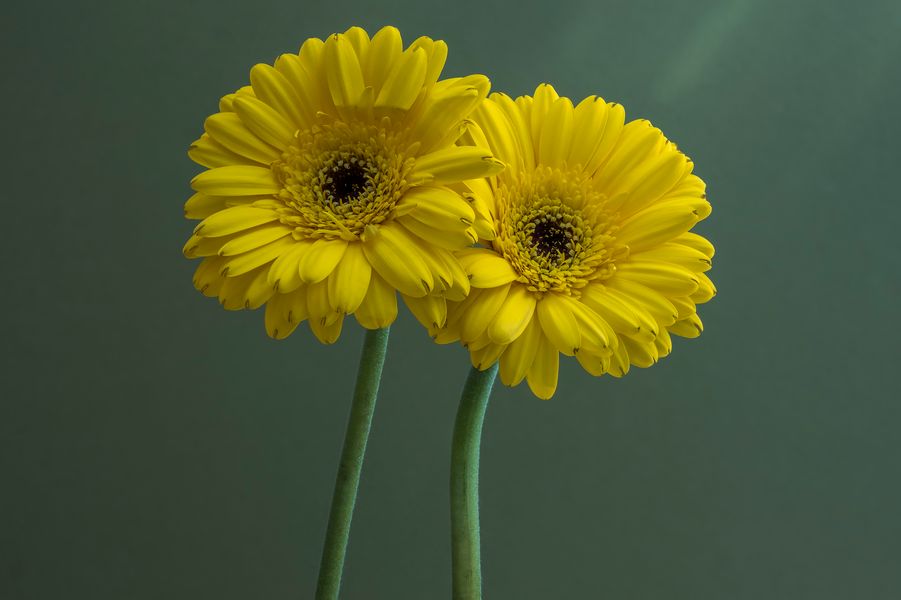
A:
191 165 280 197
325 33 365 107
410 146 504 185
298 238 348 284
487 284 536 345
526 332 559 400
398 185 475 230
327 243 372 314
193 205 279 237
460 283 510 342
354 273 397 329
498 315 541 386
365 26 403 91
375 47 427 110
457 249 518 288
264 289 307 339
204 112 280 164
217 224 293 256
536 293 581 356
361 224 434 297
268 241 312 293
615 261 699 296
233 96 297 150
220 236 295 277
538 97 574 168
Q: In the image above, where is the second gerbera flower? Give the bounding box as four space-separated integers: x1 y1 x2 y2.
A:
436 84 716 398
183 26 503 342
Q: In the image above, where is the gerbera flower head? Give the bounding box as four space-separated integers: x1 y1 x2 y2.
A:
436 84 716 399
182 26 503 343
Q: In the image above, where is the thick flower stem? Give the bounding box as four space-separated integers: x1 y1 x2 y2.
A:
315 327 390 600
450 362 498 600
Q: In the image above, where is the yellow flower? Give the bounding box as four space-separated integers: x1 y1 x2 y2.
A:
435 84 716 399
182 26 503 343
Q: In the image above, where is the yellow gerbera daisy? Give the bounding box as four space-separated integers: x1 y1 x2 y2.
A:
435 84 716 399
182 26 503 343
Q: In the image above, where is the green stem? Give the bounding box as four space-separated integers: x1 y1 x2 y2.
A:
315 327 390 600
450 362 498 600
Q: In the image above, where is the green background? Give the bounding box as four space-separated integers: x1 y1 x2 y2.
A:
3 0 900 598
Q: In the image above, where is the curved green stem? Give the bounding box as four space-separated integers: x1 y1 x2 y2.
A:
315 327 390 600
450 362 498 600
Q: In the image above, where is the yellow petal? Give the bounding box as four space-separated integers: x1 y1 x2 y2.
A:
191 165 280 196
582 285 657 343
605 278 678 325
193 205 279 237
398 186 475 230
354 273 397 329
409 36 448 89
536 293 581 356
361 224 433 297
233 96 297 150
327 243 372 314
593 120 662 188
220 236 295 277
404 294 447 330
188 134 255 169
669 313 703 338
268 241 312 293
264 289 307 339
365 26 402 92
460 283 510 342
469 342 505 371
674 231 715 259
615 149 690 217
325 33 365 107
491 92 535 171
538 97 574 168
184 193 227 220
568 96 609 167
691 273 717 304
498 315 541 386
575 347 612 377
218 266 271 310
249 63 307 128
632 243 712 273
217 224 292 256
526 332 559 400
615 261 699 296
487 284 536 345
309 313 344 344
375 47 427 110
410 85 482 152
193 256 226 297
622 337 658 368
298 238 348 284
473 98 521 173
616 202 700 252
584 102 625 176
529 83 560 149
204 112 280 164
410 146 504 185
341 26 371 61
457 250 518 288
396 215 477 251
273 54 319 124
608 338 631 378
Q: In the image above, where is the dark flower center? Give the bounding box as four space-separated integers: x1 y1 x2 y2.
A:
531 219 572 259
323 160 369 204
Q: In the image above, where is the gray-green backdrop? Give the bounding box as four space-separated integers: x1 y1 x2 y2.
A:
2 0 900 598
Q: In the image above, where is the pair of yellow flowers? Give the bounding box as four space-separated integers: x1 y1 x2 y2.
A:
182 26 715 399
